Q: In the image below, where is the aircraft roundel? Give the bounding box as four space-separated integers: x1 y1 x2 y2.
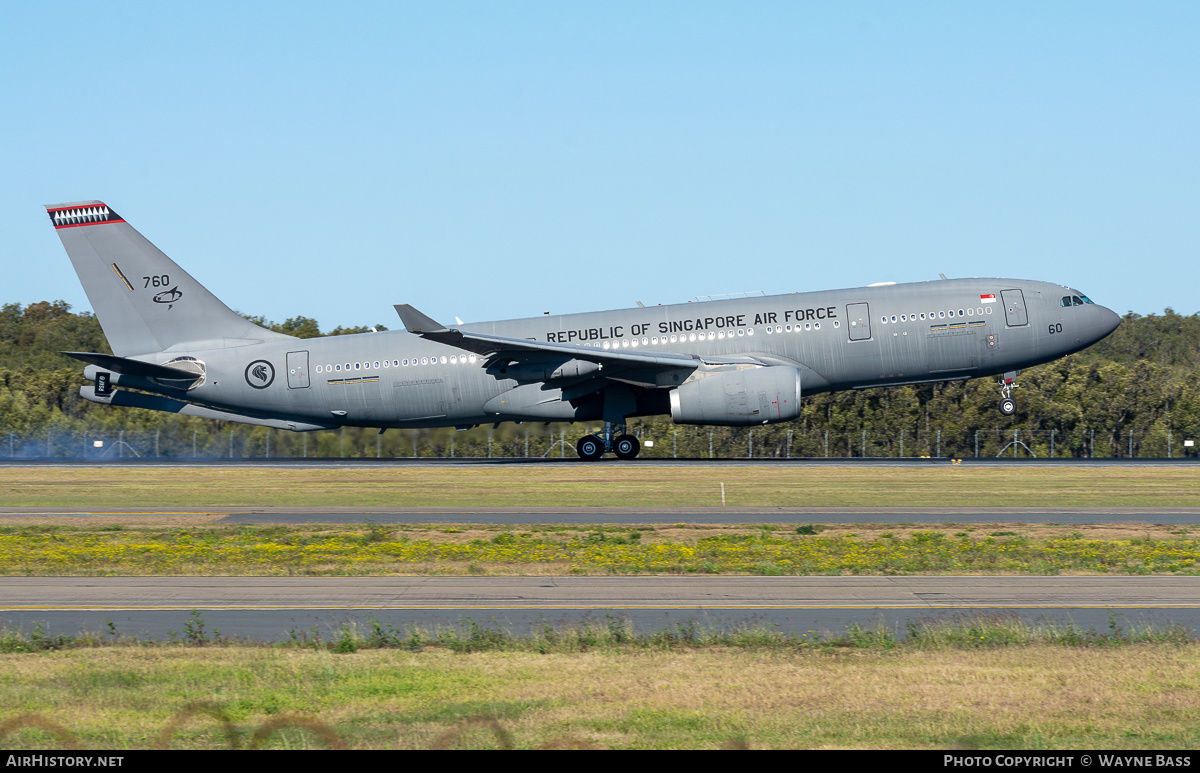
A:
244 360 275 389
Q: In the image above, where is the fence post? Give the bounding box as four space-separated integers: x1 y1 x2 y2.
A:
824 429 829 458
975 430 979 458
194 430 198 458
119 430 124 460
861 430 866 458
709 428 713 459
899 429 904 458
936 429 941 458
1091 429 1095 458
155 430 160 458
1051 429 1055 458
786 429 792 459
748 430 753 459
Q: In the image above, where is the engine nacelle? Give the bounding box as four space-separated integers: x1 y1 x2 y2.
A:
669 365 802 425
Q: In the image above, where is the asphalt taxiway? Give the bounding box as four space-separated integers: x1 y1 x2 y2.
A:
4 576 1199 642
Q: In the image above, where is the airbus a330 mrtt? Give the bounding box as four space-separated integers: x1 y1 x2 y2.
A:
48 200 1121 459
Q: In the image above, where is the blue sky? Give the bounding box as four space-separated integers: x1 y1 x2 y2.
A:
3 2 1196 329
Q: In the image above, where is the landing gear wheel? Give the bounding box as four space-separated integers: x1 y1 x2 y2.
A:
999 397 1017 416
613 434 640 460
576 435 604 461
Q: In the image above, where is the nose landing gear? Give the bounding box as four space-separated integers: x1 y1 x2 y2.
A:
998 370 1019 416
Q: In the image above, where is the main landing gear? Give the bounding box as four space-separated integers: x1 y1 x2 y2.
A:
998 370 1019 416
576 421 640 461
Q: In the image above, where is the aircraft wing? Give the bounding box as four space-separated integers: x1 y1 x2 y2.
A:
394 304 759 389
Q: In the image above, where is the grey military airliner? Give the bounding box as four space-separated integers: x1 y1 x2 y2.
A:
49 200 1121 460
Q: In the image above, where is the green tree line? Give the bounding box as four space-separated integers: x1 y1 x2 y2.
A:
2 300 1198 459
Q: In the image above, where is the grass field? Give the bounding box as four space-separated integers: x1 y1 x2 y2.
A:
4 464 1199 749
2 465 1199 509
2 520 1199 575
3 627 1199 749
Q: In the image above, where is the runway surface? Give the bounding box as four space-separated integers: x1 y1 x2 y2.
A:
6 576 1199 609
4 576 1198 641
3 458 1199 468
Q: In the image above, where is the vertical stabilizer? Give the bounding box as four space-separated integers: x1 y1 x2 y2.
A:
47 201 293 356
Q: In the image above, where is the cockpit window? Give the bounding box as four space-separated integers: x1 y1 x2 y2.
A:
1061 294 1095 307
1080 295 1093 304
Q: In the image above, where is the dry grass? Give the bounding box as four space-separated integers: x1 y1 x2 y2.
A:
2 465 1198 509
2 645 1199 749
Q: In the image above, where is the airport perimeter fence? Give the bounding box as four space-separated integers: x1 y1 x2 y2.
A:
3 423 1196 460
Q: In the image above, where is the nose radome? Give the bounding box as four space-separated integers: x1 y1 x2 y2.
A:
1099 306 1121 337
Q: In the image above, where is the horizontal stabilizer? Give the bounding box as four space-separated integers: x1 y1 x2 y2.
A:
63 352 201 383
394 304 451 334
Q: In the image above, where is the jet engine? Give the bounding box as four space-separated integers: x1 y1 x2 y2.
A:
669 365 802 425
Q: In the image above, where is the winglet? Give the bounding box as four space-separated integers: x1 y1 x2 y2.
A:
394 304 451 334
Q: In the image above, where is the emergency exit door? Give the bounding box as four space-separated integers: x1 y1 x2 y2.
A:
846 303 872 340
286 351 310 389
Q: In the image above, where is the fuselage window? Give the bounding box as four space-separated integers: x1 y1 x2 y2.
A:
468 354 477 364
403 359 408 366
967 308 973 316
880 316 887 324
450 355 457 364
374 361 380 368
765 326 773 334
670 335 678 343
603 341 611 349
775 325 782 333
804 322 811 331
976 307 983 316
919 313 926 320
652 336 659 344
737 329 744 337
958 309 965 317
833 320 840 328
687 333 695 341
718 331 726 339
814 322 820 330
939 311 945 319
900 315 906 322
440 356 447 364
315 365 322 374
947 310 955 317
891 315 897 323
421 357 428 365
355 363 361 370
642 337 649 346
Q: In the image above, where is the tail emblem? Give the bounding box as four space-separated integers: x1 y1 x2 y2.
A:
153 286 183 309
48 204 124 229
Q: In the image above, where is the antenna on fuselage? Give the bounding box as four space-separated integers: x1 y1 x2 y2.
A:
938 273 948 280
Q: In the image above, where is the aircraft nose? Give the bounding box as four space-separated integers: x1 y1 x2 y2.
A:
1098 305 1121 337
